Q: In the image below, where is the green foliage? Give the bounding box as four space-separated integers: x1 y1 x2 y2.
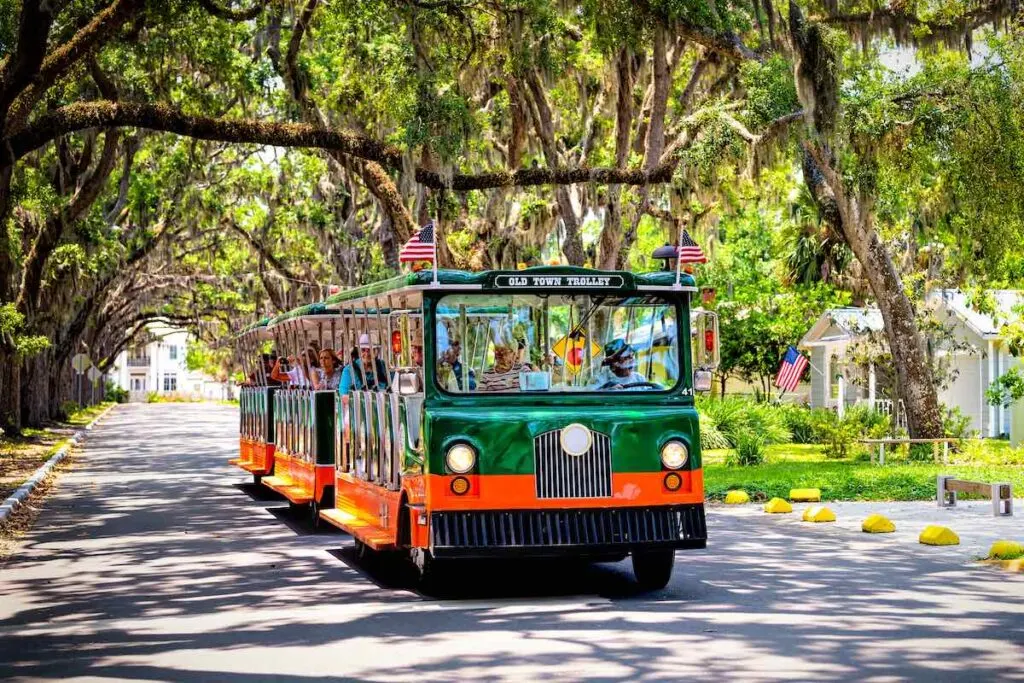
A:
739 55 799 129
986 367 1024 408
705 460 1024 502
0 303 49 358
727 432 767 467
942 405 975 440
697 396 791 467
809 405 890 459
774 403 827 444
105 382 129 404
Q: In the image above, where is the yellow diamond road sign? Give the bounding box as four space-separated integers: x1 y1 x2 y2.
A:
551 335 601 374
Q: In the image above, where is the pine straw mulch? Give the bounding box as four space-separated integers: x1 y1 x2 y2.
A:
0 446 78 558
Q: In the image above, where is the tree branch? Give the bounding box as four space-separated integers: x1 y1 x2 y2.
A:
197 0 268 21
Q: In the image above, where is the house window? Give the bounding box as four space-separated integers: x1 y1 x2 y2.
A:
163 374 177 392
168 344 178 360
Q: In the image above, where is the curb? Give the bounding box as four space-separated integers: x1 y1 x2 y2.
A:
0 404 117 524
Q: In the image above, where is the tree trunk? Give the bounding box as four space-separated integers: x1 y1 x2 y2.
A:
21 351 51 426
803 146 943 438
0 346 21 434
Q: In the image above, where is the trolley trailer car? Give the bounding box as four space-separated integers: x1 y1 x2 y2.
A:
260 304 340 523
231 318 276 484
313 266 718 589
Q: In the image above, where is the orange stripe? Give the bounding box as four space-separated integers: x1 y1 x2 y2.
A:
425 470 703 511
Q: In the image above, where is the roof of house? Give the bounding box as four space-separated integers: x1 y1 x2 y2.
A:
927 289 1024 339
801 307 885 347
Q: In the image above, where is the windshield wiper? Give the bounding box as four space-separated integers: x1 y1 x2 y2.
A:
569 296 606 340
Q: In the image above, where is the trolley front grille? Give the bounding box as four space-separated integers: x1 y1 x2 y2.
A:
534 429 612 499
430 505 706 550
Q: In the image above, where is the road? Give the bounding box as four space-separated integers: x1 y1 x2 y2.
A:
1 403 1022 682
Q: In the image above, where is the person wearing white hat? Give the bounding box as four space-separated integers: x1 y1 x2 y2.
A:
339 332 390 395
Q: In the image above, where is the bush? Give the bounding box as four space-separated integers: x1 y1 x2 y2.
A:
727 432 767 466
775 403 817 443
942 405 975 440
146 392 162 403
696 396 792 448
698 413 732 450
105 382 128 404
810 405 891 459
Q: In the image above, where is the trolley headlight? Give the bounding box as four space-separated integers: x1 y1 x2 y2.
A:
445 443 477 474
660 440 688 469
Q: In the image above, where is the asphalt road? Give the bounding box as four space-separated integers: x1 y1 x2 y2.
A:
1 403 1022 682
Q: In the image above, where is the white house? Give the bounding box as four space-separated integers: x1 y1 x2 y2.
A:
800 290 1023 436
113 322 229 401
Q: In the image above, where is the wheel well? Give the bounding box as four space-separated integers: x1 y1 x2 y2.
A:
397 493 411 548
318 484 334 507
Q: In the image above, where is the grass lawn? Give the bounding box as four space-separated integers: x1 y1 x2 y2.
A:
703 441 1024 502
0 402 112 500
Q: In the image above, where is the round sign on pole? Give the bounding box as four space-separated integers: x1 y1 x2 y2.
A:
71 353 91 375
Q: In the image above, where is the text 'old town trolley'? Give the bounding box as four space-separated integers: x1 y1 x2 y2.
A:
234 264 719 588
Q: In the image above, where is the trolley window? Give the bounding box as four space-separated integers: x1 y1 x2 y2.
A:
435 293 681 394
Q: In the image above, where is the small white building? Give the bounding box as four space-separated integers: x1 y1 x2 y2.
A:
113 322 229 401
800 290 1022 437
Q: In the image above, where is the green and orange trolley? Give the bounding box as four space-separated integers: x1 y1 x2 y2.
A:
236 266 718 589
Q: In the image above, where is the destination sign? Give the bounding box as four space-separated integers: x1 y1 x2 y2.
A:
493 274 625 289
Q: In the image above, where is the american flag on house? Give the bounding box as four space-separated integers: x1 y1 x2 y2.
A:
775 345 809 393
399 222 436 263
677 229 707 264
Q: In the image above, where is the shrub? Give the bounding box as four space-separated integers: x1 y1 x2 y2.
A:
942 405 975 440
146 392 163 403
696 396 792 448
727 433 767 466
105 382 128 404
810 406 891 459
698 412 732 450
776 403 817 443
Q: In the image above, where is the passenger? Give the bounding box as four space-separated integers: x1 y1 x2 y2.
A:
339 333 390 394
477 341 527 392
439 340 476 391
262 353 282 386
270 348 317 387
312 348 343 391
591 339 649 390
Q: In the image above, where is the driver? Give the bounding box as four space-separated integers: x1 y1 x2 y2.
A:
592 339 647 389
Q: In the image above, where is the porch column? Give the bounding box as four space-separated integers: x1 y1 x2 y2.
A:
997 346 1005 436
868 362 876 407
837 375 846 419
989 340 997 437
979 350 986 435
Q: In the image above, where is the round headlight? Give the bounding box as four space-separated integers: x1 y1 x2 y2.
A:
560 423 592 456
446 443 476 474
661 440 688 469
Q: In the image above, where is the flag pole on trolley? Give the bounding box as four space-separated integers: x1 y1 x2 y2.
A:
432 216 439 286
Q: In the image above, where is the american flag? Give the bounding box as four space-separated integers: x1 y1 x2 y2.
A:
677 229 707 263
399 222 436 263
775 345 809 393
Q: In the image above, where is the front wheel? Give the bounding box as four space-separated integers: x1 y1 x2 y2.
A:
631 549 675 590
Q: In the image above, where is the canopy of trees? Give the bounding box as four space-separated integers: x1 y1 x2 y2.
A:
1 0 1022 435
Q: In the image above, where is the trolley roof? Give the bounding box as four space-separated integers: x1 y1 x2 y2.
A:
323 267 696 312
236 317 272 341
258 267 696 335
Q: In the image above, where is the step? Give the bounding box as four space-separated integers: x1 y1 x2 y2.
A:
262 476 312 505
228 458 243 466
319 508 396 550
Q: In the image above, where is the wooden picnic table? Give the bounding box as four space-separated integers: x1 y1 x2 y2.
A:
859 437 959 465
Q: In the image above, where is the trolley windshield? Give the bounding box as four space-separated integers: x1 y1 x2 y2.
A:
435 293 681 394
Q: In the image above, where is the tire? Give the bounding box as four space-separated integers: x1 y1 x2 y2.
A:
253 474 262 486
411 548 444 592
631 549 675 590
310 498 321 530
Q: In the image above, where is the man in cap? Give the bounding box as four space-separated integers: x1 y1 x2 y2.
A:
591 339 648 389
339 333 390 395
